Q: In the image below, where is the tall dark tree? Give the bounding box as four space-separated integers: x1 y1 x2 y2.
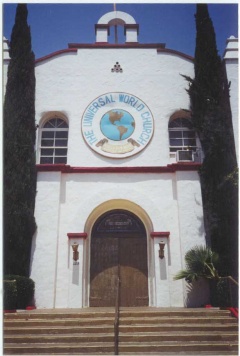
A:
4 4 36 276
186 4 238 277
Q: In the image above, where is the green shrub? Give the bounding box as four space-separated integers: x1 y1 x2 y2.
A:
4 275 35 309
4 279 17 310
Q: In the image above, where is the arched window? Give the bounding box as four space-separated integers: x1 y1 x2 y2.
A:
39 118 69 164
168 118 197 153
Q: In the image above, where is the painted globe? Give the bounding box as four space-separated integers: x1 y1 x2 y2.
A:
100 109 135 141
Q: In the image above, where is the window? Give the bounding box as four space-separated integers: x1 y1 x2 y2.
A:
40 118 68 164
168 118 197 153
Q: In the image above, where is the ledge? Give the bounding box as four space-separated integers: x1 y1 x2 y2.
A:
150 232 170 238
36 163 201 173
68 43 166 49
67 233 88 239
35 49 78 64
157 48 194 61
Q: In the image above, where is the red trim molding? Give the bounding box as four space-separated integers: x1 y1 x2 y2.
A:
33 45 193 64
36 163 201 173
67 233 88 239
95 24 110 35
150 232 170 238
68 43 166 49
35 48 78 64
124 24 139 35
157 48 194 61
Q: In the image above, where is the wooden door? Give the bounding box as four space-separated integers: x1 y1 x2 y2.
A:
90 210 148 307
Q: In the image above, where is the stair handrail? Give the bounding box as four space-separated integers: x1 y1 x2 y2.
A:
114 276 120 355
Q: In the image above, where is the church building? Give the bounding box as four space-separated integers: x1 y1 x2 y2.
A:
3 10 238 309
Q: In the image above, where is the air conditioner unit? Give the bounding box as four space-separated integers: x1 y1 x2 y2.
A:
177 150 194 162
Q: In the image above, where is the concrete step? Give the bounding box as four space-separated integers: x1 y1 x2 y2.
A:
4 325 114 335
118 341 238 353
4 342 114 355
119 332 238 342
4 311 115 319
119 308 232 317
3 307 238 355
4 341 238 355
4 317 114 327
4 331 238 344
119 316 237 324
5 333 114 343
122 352 238 355
4 308 231 319
4 323 238 336
4 316 237 327
119 323 238 332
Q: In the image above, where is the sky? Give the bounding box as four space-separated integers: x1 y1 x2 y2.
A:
3 3 238 60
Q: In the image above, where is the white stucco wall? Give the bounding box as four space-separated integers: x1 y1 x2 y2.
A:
225 60 239 162
224 37 238 162
30 172 62 308
35 48 194 167
3 38 10 96
2 1 238 310
29 44 212 308
5 28 237 309
31 169 207 308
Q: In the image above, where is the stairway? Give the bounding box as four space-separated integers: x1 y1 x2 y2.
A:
4 307 238 355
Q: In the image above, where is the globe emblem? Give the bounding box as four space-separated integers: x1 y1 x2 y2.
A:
100 109 135 141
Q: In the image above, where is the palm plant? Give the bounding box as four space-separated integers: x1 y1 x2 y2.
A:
174 245 220 283
174 246 238 307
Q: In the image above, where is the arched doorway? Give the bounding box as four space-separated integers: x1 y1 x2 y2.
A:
90 209 149 307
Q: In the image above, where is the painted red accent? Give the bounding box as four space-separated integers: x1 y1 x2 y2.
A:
4 310 17 313
124 24 139 35
204 304 213 308
95 24 110 35
33 45 193 64
26 306 36 310
157 48 194 61
36 163 201 174
67 233 88 239
150 232 170 238
35 49 78 64
227 307 239 319
68 43 166 49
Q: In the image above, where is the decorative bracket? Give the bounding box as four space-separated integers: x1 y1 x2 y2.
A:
150 232 170 260
72 244 79 261
159 243 165 259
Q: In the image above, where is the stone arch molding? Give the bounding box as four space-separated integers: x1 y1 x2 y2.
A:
85 199 153 237
97 11 136 26
39 111 69 127
95 11 139 43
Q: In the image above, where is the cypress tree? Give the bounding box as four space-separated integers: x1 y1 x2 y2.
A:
187 4 238 278
4 4 36 276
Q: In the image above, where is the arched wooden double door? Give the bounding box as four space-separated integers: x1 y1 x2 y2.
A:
90 210 149 307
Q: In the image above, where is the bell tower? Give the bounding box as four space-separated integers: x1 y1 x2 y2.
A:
95 10 139 43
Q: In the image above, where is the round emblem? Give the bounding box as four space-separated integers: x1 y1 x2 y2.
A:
100 110 135 141
82 92 154 158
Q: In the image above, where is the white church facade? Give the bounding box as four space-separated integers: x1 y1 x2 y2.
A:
3 10 238 309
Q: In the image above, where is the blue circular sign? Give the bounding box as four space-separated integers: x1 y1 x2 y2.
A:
82 92 154 158
100 109 135 141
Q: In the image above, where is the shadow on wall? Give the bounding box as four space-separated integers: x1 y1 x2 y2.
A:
72 265 80 285
160 258 167 280
185 279 210 307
